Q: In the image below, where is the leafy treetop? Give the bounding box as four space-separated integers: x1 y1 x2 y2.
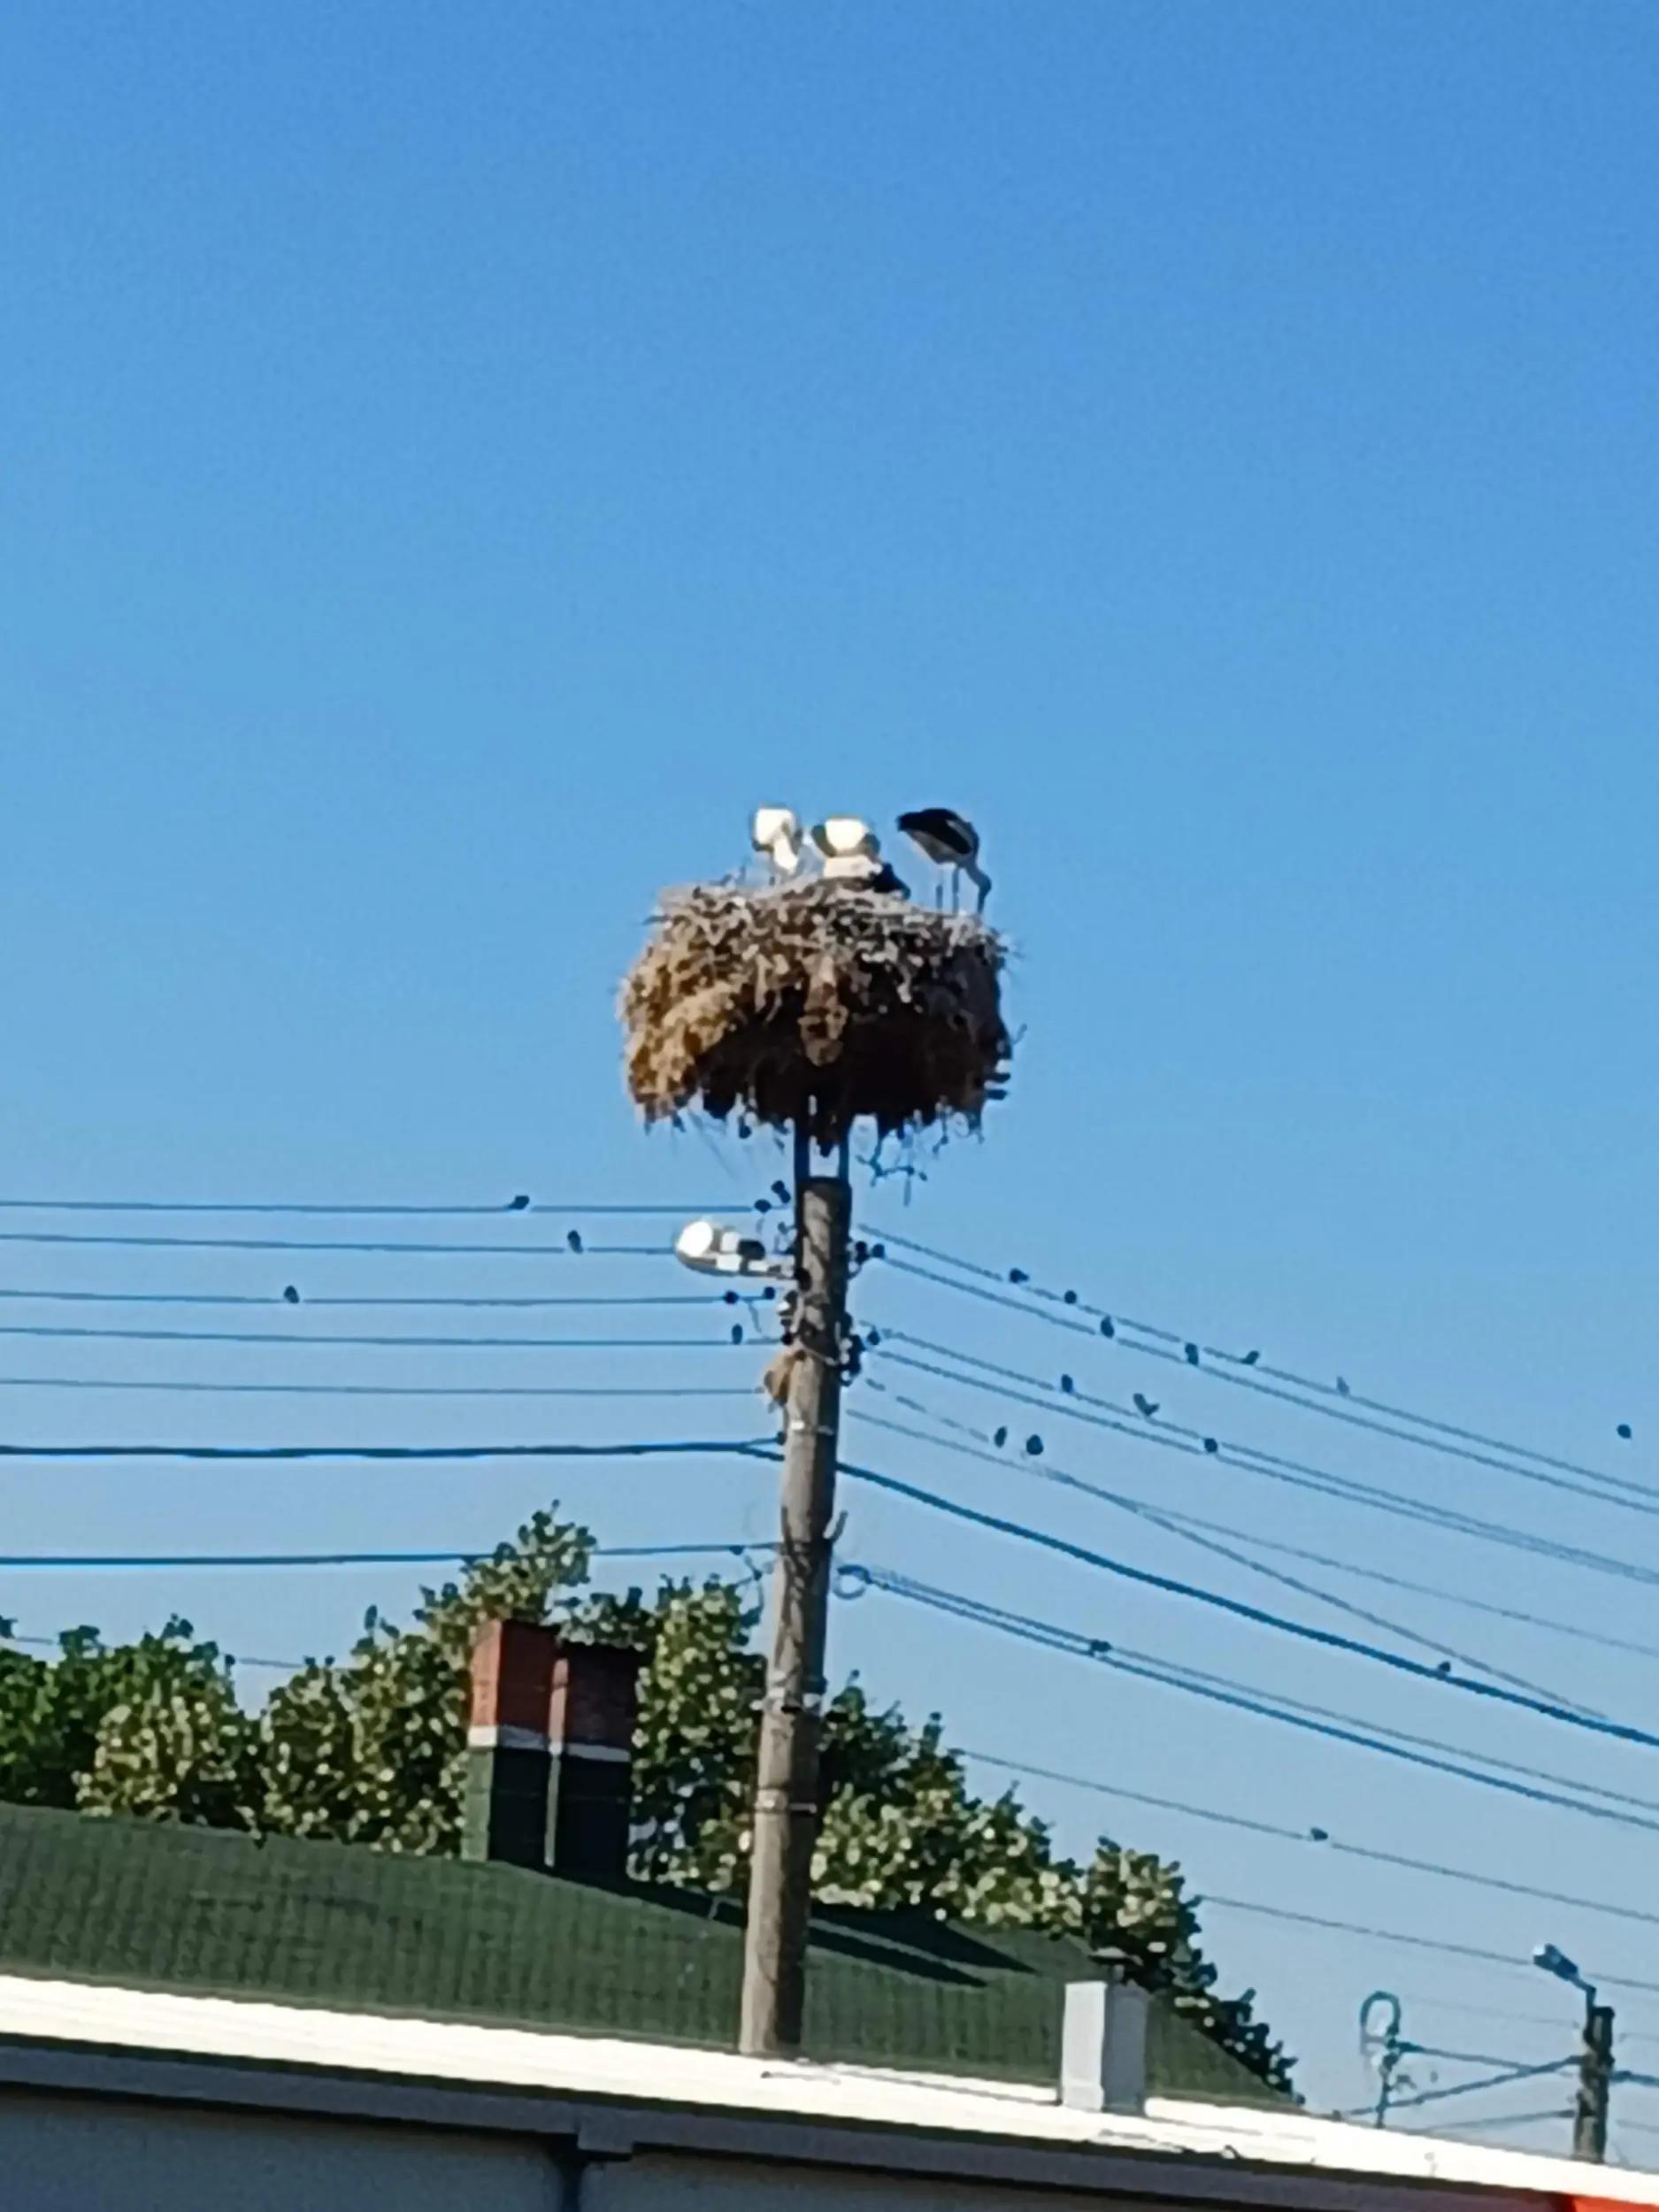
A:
0 1507 1290 2091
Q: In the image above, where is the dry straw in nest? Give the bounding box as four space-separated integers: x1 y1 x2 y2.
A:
621 879 1011 1147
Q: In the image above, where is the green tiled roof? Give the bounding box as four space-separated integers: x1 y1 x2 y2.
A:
0 1801 1278 2103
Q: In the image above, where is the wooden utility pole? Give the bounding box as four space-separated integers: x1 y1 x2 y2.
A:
739 1162 851 2058
1575 1999 1615 2163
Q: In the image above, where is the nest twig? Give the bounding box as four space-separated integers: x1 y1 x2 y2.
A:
621 879 1011 1147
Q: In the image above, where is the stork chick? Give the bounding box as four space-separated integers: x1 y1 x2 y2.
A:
810 816 909 896
750 804 804 879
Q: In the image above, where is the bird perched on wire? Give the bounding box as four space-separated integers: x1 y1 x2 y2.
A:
897 808 991 911
750 805 804 879
810 816 910 897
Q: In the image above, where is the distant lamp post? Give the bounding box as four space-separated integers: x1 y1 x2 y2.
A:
1534 1943 1615 2162
1359 1991 1409 2127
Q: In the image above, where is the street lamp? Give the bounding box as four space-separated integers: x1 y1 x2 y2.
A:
673 1218 791 1280
1534 1944 1583 1986
1534 1942 1615 2162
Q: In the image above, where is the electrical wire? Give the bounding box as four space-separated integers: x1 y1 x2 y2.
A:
852 1563 1659 1834
1395 2042 1562 2070
0 1539 779 1570
1336 2059 1575 2121
0 1230 664 1256
0 1286 755 1310
0 1376 755 1398
0 1437 776 1462
0 1322 746 1350
861 1380 1659 1671
877 1325 1659 1525
871 1343 1659 1591
873 1231 1646 1507
1201 1895 1659 2000
1388 1993 1582 2034
1401 2108 1574 2137
832 1455 1659 1754
1139 1653 1659 1821
13 1498 1659 2000
18 1526 1658 1974
0 1630 303 1673
0 1196 714 1218
1157 1516 1659 1670
855 1394 1581 1708
958 1749 1659 1934
1 1539 778 1668
30 1449 1640 1831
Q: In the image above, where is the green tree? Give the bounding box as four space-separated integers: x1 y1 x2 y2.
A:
0 1619 251 1824
258 1509 593 1852
0 1509 1291 2092
568 1574 764 1893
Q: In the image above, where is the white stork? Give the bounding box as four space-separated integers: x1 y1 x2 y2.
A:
809 816 910 896
749 805 804 879
896 808 991 911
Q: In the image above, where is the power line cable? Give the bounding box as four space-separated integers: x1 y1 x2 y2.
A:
1402 2107 1574 2137
874 1231 1645 1505
1395 2042 1569 2071
852 1563 1659 1834
1199 1894 1659 2000
0 1286 755 1311
16 1514 1659 1981
2 1540 777 1669
1144 1650 1659 1820
0 1322 746 1351
0 1376 754 1399
856 1394 1581 1708
0 1196 713 1218
9 1415 1631 1766
0 1436 776 1463
1335 2059 1575 2122
959 1749 1659 1934
1159 1514 1659 1670
864 1381 1659 1671
0 1630 304 1673
11 1529 1657 1938
832 1455 1659 1754
1390 1993 1586 2034
0 1230 664 1256
872 1343 1659 1590
0 1539 779 1571
1102 1630 1659 1819
878 1324 1659 1525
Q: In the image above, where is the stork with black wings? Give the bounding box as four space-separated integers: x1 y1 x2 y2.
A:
896 808 991 912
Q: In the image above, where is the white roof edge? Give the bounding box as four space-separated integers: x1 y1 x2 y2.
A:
0 1973 1653 2202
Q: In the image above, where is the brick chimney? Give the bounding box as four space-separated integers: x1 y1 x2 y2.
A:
462 1621 641 1880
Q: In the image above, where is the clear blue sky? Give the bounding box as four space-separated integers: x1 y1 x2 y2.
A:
3 0 1657 2132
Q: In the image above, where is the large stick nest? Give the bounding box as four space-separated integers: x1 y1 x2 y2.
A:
621 880 1011 1146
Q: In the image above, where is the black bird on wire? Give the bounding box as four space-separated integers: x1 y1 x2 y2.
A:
896 809 992 912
